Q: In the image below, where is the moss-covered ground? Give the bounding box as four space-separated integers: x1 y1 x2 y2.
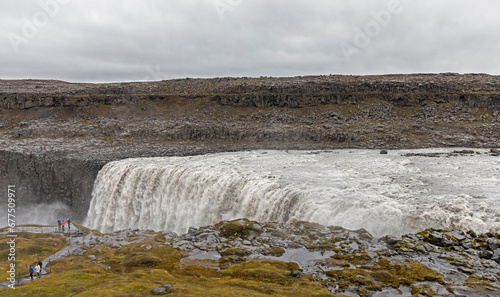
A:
1 233 337 296
2 223 499 296
0 231 68 281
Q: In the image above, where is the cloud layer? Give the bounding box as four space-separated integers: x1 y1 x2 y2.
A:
1 0 499 82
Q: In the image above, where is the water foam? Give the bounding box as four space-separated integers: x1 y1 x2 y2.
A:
85 149 500 237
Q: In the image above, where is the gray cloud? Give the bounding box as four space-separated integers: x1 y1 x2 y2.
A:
1 0 499 82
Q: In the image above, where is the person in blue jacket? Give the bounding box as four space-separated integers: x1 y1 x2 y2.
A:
29 264 35 280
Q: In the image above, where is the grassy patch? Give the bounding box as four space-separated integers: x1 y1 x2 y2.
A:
465 274 500 291
332 251 372 265
0 232 68 280
325 255 444 293
261 246 286 257
72 221 102 236
3 237 334 297
215 219 263 239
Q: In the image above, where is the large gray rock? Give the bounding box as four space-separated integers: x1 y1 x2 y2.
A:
152 284 174 295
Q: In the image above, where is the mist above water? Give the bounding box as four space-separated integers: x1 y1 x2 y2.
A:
85 149 500 237
0 202 70 228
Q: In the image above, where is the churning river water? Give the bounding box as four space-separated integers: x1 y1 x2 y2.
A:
84 149 500 237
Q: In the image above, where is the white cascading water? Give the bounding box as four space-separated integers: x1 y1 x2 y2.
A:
85 149 500 237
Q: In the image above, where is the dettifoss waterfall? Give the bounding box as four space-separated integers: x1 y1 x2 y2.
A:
84 149 500 237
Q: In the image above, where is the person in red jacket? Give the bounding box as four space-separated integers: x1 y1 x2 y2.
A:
61 220 65 232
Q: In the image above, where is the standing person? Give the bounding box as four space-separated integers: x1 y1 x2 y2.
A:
57 219 61 232
29 265 34 280
61 220 65 232
67 218 71 231
35 263 41 277
38 260 43 273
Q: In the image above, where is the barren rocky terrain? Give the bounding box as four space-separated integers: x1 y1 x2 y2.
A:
1 73 499 154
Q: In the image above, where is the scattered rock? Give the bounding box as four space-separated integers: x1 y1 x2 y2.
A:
262 246 286 257
5 219 498 296
381 235 399 246
73 248 85 256
453 149 475 154
220 248 250 257
151 284 174 295
481 251 494 259
458 267 476 275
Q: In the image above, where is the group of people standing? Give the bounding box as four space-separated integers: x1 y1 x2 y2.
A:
26 218 74 282
57 218 71 232
28 260 43 280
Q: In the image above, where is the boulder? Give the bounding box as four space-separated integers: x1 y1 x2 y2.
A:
262 246 286 257
73 248 85 256
381 235 400 246
480 251 494 260
453 150 475 154
152 284 174 295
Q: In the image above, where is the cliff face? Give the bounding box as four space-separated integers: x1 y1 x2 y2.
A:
0 150 103 221
0 74 499 220
1 74 499 109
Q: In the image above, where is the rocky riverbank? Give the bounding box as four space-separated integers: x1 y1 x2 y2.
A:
2 220 499 296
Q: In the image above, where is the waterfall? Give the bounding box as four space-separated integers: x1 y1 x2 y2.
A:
85 149 500 237
84 156 303 234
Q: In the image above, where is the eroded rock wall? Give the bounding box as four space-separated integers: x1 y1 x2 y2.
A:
1 74 499 110
0 150 103 221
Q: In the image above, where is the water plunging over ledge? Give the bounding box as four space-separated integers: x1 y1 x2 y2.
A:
84 149 500 237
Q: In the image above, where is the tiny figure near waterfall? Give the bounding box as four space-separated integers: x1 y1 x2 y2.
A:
57 219 61 232
61 220 65 232
67 218 71 231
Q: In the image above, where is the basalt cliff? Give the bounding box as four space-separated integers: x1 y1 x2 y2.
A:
0 73 499 220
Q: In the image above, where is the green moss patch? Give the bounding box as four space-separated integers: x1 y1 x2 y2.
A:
219 260 298 285
261 246 286 257
215 219 263 239
0 232 68 281
325 255 445 293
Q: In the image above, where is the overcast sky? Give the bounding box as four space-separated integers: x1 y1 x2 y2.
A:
1 0 499 82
